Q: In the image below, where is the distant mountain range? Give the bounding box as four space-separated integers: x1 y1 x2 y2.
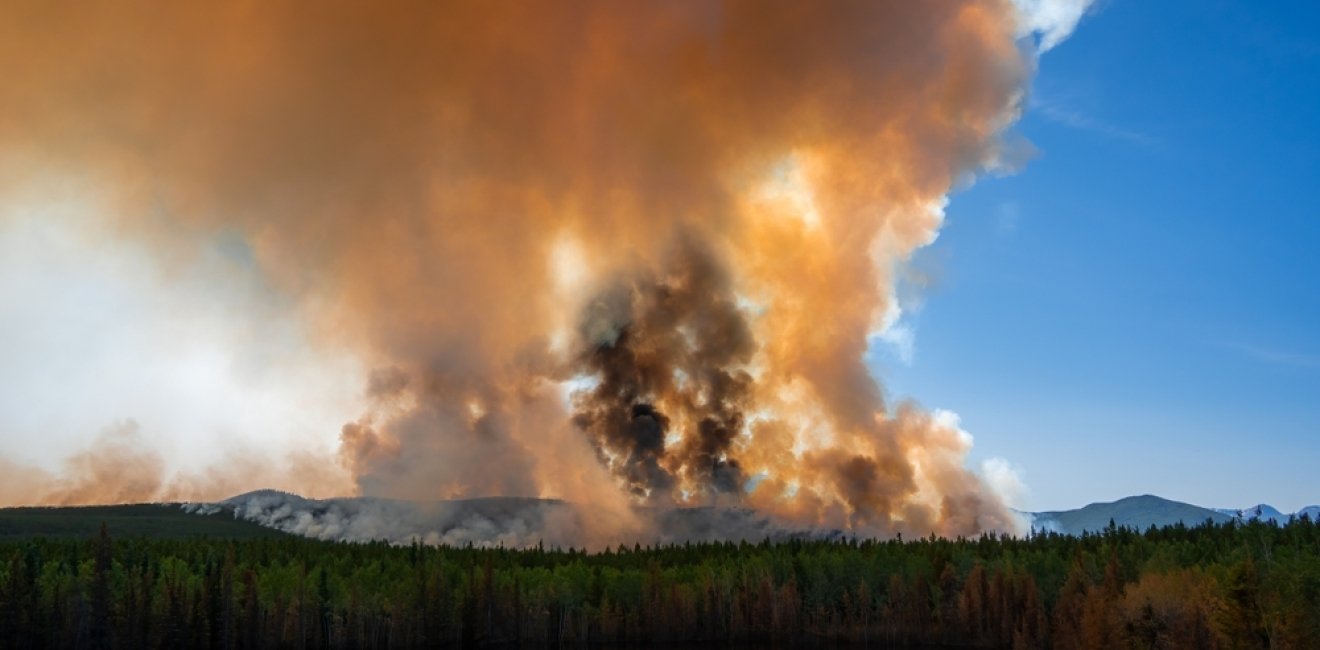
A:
1212 503 1320 525
192 489 827 547
209 491 1319 544
1028 495 1320 536
2 492 1313 543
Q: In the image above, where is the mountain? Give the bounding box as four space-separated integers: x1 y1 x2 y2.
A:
208 490 583 547
1030 495 1232 536
6 492 1311 545
208 490 835 548
1213 504 1288 524
165 491 1319 545
1031 496 1320 536
1213 503 1320 524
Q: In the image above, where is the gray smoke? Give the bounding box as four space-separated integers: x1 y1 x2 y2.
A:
571 238 754 504
190 490 839 548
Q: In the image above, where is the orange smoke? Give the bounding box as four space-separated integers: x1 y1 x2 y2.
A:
0 1 1034 538
0 421 352 507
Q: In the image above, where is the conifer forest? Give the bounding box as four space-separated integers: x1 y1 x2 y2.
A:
2 516 1319 649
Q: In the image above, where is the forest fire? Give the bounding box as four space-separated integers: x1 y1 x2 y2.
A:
0 0 1043 543
10 4 1318 649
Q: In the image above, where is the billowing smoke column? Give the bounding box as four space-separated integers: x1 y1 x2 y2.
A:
0 0 1063 541
573 237 754 503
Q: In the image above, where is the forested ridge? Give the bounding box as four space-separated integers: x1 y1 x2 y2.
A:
0 505 284 542
2 516 1319 649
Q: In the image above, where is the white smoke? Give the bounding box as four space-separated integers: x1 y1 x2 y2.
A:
980 457 1029 510
1013 0 1097 52
195 490 847 549
0 193 361 494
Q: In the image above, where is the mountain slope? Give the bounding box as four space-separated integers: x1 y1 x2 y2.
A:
170 491 1318 545
1032 495 1231 536
1214 504 1289 524
214 490 832 547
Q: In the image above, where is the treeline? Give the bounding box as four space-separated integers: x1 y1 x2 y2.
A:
2 517 1319 649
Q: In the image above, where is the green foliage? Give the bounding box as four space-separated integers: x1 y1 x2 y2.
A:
0 516 1317 648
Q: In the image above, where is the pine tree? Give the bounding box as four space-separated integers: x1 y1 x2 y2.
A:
91 522 112 650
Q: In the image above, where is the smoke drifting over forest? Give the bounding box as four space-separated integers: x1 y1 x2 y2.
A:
0 1 1085 544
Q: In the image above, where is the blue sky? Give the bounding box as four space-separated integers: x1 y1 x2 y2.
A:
874 0 1320 512
0 0 1312 518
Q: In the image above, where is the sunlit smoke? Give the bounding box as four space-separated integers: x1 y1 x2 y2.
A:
0 0 1086 542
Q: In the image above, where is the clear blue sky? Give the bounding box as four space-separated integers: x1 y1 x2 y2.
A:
872 0 1320 512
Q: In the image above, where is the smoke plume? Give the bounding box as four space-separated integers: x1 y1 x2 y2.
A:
0 0 1067 541
572 236 754 503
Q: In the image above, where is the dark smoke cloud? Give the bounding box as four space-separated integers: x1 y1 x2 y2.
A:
572 236 753 503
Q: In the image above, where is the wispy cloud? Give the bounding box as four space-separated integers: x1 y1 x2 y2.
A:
996 201 1021 235
1220 342 1320 370
1030 96 1160 147
875 323 916 366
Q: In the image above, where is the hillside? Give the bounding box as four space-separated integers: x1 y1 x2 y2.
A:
215 491 1288 544
1032 494 1232 535
4 493 1309 544
0 503 285 540
217 490 827 547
